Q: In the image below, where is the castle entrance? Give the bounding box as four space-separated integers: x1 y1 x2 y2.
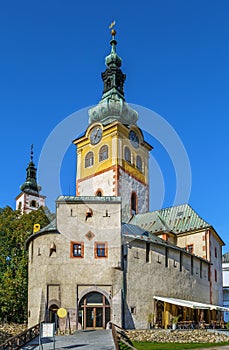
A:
48 304 59 324
79 292 110 329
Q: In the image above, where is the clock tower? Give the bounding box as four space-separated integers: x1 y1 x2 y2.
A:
73 29 152 222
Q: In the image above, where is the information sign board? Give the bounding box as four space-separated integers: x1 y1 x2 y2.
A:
39 322 55 350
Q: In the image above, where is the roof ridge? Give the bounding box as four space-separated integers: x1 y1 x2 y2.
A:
130 204 211 235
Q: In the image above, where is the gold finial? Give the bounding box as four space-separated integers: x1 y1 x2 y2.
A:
111 29 116 37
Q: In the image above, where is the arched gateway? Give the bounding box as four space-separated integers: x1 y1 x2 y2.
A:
78 292 110 329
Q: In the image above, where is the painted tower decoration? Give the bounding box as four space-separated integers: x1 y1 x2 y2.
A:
74 29 152 222
16 145 46 213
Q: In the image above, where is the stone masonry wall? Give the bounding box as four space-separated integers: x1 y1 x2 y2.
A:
119 168 148 222
27 200 123 328
124 240 210 329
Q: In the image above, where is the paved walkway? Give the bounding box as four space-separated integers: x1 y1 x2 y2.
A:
21 330 116 350
19 330 229 350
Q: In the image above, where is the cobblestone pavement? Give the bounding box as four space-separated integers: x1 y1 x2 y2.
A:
21 330 116 350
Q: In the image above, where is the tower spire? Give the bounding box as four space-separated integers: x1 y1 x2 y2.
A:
20 145 40 195
16 145 46 213
102 26 125 99
88 24 138 126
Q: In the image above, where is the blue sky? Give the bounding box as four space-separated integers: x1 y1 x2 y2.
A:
0 1 228 251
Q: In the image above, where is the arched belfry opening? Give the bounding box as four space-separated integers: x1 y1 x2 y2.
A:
78 291 110 329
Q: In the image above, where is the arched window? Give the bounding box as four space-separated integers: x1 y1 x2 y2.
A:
124 146 131 163
30 200 37 208
85 151 94 168
131 192 137 215
96 190 102 197
99 145 108 162
136 155 142 172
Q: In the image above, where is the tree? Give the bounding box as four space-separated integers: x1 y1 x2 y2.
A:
0 206 50 323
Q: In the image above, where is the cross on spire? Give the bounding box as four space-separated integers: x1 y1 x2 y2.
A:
30 144 34 162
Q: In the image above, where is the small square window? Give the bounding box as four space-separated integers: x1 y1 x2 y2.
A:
186 244 194 254
130 306 136 314
94 242 108 258
71 242 84 258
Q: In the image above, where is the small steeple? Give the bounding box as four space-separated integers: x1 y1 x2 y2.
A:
20 145 40 195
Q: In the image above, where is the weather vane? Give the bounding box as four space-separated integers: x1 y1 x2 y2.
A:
109 20 116 37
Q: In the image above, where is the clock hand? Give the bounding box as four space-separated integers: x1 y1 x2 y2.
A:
94 128 100 140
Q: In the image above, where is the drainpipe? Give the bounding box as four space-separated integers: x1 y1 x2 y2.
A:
205 229 212 304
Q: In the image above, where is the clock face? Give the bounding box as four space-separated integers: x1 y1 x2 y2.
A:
129 130 139 148
90 126 102 145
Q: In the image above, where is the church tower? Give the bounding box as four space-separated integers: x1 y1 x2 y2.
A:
73 29 152 222
16 145 46 213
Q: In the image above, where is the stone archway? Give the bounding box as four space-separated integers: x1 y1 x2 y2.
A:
78 291 110 329
48 299 60 324
48 304 59 324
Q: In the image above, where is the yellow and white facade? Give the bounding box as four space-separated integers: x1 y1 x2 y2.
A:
74 121 152 221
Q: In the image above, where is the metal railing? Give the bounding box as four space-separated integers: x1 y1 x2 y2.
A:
0 323 40 350
110 323 137 350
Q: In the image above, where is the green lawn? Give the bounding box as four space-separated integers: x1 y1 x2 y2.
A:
132 341 229 350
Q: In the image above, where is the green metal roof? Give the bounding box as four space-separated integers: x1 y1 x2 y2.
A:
38 219 57 233
25 219 58 249
121 222 211 262
130 204 210 234
122 222 167 245
56 195 121 203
